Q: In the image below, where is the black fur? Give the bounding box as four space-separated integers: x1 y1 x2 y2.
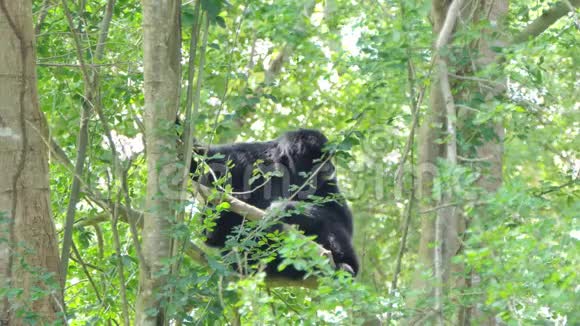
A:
191 129 358 279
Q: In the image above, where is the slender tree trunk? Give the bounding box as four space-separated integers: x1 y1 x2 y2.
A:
412 0 508 323
0 1 62 324
412 0 449 309
135 0 182 324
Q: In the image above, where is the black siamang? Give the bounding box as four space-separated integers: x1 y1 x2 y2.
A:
190 129 358 279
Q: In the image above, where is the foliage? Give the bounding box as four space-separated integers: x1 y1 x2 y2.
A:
15 0 578 324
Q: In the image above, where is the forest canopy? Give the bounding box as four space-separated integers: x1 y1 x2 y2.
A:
0 0 578 325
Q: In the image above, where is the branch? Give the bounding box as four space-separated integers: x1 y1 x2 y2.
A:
34 0 51 35
37 62 133 68
196 184 265 220
111 198 131 326
94 0 116 61
59 0 116 284
60 0 93 288
512 0 580 44
195 183 334 265
535 180 577 196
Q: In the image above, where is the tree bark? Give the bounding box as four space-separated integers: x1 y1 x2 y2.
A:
456 1 508 324
135 0 182 324
0 0 62 324
412 0 508 323
412 0 449 310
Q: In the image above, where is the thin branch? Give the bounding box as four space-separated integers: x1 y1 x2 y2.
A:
71 242 102 303
93 224 104 258
420 201 487 214
59 0 116 287
69 253 104 272
535 180 577 196
208 4 249 146
512 0 580 44
458 154 493 162
91 0 118 173
170 6 204 311
120 161 148 273
59 76 91 286
392 170 415 289
393 0 420 194
60 0 90 84
37 62 133 67
77 0 148 281
95 0 116 61
111 198 130 326
35 0 51 35
176 6 206 232
394 66 430 194
58 0 92 288
386 147 416 324
179 0 202 157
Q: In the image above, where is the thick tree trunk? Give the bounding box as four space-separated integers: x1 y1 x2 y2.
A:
135 0 182 325
0 1 62 324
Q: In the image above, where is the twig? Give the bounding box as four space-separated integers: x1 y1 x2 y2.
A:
535 180 577 196
71 242 102 303
111 197 130 326
60 0 90 84
394 65 430 195
420 201 477 214
391 166 415 291
386 151 416 325
37 62 133 67
458 154 493 162
69 254 103 272
120 162 148 273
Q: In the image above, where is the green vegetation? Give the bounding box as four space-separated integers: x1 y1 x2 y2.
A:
0 0 577 324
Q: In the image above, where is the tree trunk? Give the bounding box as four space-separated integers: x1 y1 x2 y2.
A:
412 0 508 323
456 1 507 324
0 1 62 324
135 0 182 324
